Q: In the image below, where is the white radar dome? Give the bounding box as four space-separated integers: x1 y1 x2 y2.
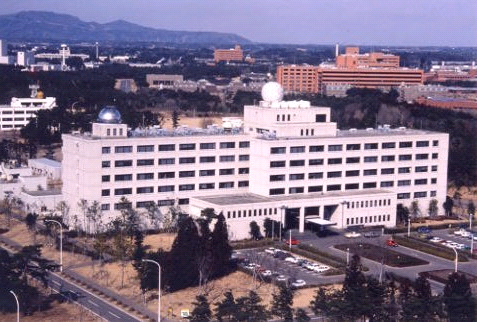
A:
261 82 284 103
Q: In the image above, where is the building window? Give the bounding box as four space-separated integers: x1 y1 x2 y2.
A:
200 143 216 150
220 168 235 175
397 193 410 199
158 200 175 206
179 170 195 177
179 184 195 191
115 146 132 153
399 154 412 161
179 143 196 150
416 141 429 147
271 147 286 154
270 175 286 181
137 145 154 152
328 158 342 165
364 143 378 150
327 184 341 191
114 188 132 195
315 114 326 122
238 167 249 174
290 146 305 153
115 174 132 181
159 158 175 165
289 173 305 180
432 153 438 159
364 169 377 176
158 144 175 151
239 154 249 161
137 187 154 194
431 178 437 184
309 159 324 166
220 142 235 149
136 201 154 208
415 166 428 173
399 141 413 148
308 186 323 192
433 140 439 147
328 144 342 152
381 155 395 162
345 183 359 190
398 180 411 186
308 172 323 179
270 188 285 195
289 187 304 194
270 161 286 168
101 189 110 196
290 160 305 167
414 191 427 198
381 168 395 175
220 155 235 162
199 183 215 190
200 156 216 163
415 179 428 185
398 167 411 174
137 173 154 180
346 144 361 151
219 182 234 189
102 161 110 168
382 142 396 149
137 159 154 166
416 153 429 160
115 160 132 167
432 165 438 172
179 157 195 164
380 181 394 187
239 141 250 148
345 170 360 177
178 198 189 205
238 181 249 187
430 191 437 197
158 185 175 192
102 147 111 154
309 145 324 152
101 204 110 211
363 182 377 189
327 171 342 178
199 169 215 176
158 172 175 179
346 157 360 164
364 156 378 163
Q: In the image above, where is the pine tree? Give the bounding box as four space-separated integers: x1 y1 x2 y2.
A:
236 291 268 321
211 213 232 277
172 110 180 129
197 218 213 290
341 254 368 321
310 287 329 317
443 272 475 322
249 221 261 240
190 295 212 322
364 276 386 321
295 308 311 322
401 275 442 322
270 284 294 321
215 291 238 322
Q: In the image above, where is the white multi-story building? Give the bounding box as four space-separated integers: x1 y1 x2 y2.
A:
0 85 57 131
62 82 449 240
17 51 35 67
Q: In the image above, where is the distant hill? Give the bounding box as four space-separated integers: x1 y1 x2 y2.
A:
0 11 251 45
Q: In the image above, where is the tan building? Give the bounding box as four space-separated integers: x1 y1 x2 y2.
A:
276 65 319 93
146 74 184 89
336 47 400 69
214 45 244 63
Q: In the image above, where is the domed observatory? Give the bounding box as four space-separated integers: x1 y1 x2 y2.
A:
92 106 128 138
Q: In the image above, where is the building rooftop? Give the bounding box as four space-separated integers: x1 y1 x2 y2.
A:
30 158 61 168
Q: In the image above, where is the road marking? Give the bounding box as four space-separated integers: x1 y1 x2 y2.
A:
109 311 120 319
52 280 61 286
88 299 99 307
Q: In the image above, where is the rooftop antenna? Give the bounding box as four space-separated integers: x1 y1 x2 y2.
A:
335 43 339 58
95 42 99 60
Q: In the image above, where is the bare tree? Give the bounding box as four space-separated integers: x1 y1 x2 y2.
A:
77 199 89 234
145 202 162 229
56 201 70 225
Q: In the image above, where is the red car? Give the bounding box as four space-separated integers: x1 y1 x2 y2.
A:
285 238 300 245
386 239 398 247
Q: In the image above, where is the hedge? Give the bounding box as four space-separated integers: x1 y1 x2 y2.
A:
392 235 468 262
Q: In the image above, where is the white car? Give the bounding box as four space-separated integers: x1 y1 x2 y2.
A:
285 256 298 263
276 275 288 281
461 231 471 238
430 237 444 243
455 244 466 250
264 247 276 254
454 229 466 236
304 263 319 271
261 270 272 277
291 279 306 288
313 265 331 273
344 231 362 238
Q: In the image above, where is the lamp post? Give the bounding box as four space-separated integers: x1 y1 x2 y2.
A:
340 201 348 229
279 206 287 242
407 217 411 237
346 247 350 265
452 247 458 273
470 214 474 254
143 259 161 322
271 220 274 241
10 290 19 322
45 219 63 272
289 230 292 251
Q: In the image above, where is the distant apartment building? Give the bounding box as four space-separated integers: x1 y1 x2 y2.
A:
0 39 14 65
147 74 184 89
214 45 244 63
35 45 89 61
277 47 422 94
17 51 35 66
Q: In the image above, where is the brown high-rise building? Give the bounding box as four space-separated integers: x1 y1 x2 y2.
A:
214 45 244 63
276 65 319 93
336 47 400 69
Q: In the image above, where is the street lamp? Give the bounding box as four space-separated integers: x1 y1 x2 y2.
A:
289 230 292 251
271 219 274 241
45 219 63 272
10 290 19 322
143 259 161 322
452 247 458 273
346 247 350 265
279 206 287 242
407 217 411 237
470 214 474 254
340 201 349 229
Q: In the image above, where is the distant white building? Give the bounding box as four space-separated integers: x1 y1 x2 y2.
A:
61 82 449 240
0 85 57 131
17 51 35 66
0 39 14 65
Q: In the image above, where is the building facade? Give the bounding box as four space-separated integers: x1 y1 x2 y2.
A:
336 47 400 69
214 45 244 63
62 83 448 240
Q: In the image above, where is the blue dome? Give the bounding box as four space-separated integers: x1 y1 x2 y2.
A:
97 106 122 124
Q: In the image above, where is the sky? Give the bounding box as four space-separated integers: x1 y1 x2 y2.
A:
1 0 476 46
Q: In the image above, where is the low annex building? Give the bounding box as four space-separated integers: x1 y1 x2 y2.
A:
61 82 448 240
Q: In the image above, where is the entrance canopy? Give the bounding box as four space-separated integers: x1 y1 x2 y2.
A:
305 216 336 226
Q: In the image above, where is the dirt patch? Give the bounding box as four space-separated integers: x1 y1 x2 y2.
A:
143 233 176 252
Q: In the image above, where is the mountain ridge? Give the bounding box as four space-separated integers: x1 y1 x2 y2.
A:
0 11 251 45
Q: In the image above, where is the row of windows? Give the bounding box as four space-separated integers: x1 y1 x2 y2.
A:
346 214 391 226
227 207 279 219
398 191 437 199
346 199 392 209
101 142 250 154
270 157 438 168
268 140 439 155
100 198 191 211
102 168 250 182
102 181 250 196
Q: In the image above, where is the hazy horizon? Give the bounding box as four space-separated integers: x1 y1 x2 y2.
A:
1 0 476 47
